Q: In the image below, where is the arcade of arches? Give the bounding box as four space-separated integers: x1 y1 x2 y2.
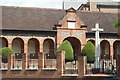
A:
1 37 55 59
1 37 120 59
88 39 120 59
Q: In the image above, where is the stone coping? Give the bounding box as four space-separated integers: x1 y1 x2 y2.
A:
61 74 78 77
84 74 116 77
65 68 78 70
11 68 22 70
29 59 38 60
42 68 57 71
0 68 8 70
26 68 38 70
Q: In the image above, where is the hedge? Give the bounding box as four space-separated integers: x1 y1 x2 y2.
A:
57 40 74 61
0 47 15 59
81 41 95 63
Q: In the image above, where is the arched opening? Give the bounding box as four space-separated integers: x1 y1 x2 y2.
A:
28 38 39 59
12 38 24 69
43 39 56 68
62 37 81 73
0 37 8 69
87 40 95 45
12 38 24 59
100 40 110 59
43 39 55 59
27 38 39 69
1 37 8 48
64 37 81 60
113 40 120 59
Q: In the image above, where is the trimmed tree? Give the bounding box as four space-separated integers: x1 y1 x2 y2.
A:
113 19 120 38
0 47 15 63
81 41 95 63
57 40 74 61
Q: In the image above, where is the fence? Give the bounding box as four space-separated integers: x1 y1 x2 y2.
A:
0 56 8 70
86 59 116 75
12 53 22 70
27 53 38 69
0 52 118 77
0 63 8 70
100 59 116 74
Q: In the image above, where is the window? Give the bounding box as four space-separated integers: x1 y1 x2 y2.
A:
68 22 75 29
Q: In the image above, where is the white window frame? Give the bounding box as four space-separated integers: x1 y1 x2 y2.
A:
68 22 76 29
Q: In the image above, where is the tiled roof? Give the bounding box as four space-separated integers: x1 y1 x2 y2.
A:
83 2 120 7
97 2 120 6
1 6 119 33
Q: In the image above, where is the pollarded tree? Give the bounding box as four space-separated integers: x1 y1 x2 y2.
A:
81 41 95 63
0 47 15 63
57 40 74 61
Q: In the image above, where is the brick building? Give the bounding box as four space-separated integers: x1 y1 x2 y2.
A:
0 6 120 79
77 1 120 13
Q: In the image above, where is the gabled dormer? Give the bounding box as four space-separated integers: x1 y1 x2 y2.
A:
55 7 86 30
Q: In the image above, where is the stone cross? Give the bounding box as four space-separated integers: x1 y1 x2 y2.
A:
92 23 104 69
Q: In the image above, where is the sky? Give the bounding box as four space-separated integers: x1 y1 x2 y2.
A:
1 0 63 9
1 0 120 9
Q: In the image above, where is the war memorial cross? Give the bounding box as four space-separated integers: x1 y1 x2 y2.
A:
92 23 104 69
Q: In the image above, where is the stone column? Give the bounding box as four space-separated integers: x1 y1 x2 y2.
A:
22 53 27 71
78 56 87 78
24 43 28 53
56 51 65 74
40 44 43 52
8 43 12 49
8 54 14 70
110 45 114 59
38 52 44 71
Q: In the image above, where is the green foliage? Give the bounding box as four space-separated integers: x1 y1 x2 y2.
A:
113 19 120 28
117 33 120 38
81 41 95 63
57 40 74 61
113 19 120 38
0 47 15 59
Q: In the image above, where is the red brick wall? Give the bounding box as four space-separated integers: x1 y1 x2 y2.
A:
1 52 119 80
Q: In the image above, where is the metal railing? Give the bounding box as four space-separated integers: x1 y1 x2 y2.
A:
86 59 116 75
0 63 8 70
12 54 22 70
100 59 116 74
27 53 38 69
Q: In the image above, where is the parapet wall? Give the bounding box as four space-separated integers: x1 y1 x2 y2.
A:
1 51 120 80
